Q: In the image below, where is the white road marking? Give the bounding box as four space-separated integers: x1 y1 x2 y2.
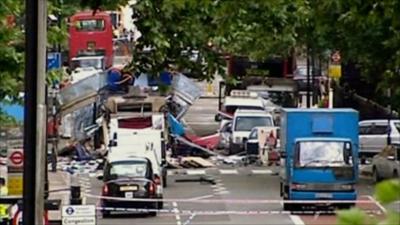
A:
289 215 305 225
172 202 182 225
186 170 206 175
215 190 230 195
366 195 387 213
188 194 215 201
251 169 273 174
219 169 238 174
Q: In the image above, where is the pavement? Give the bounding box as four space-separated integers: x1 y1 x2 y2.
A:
47 170 71 222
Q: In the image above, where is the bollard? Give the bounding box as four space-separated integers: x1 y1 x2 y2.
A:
70 185 82 205
70 175 82 205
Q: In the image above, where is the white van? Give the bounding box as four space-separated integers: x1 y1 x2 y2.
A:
216 90 266 130
229 109 275 154
109 128 168 187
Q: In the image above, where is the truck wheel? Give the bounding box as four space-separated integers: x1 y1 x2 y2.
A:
373 167 382 183
102 210 110 218
283 203 293 212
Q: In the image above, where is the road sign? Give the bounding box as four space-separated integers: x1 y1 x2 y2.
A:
7 148 23 172
331 51 341 63
47 52 62 70
62 205 96 225
9 151 23 166
7 173 23 196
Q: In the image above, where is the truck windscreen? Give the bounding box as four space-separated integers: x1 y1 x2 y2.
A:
296 141 352 167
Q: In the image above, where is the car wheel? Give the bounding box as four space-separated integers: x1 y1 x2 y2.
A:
148 211 157 217
373 167 382 183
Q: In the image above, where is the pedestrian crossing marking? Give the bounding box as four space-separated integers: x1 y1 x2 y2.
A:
251 170 273 174
186 170 207 175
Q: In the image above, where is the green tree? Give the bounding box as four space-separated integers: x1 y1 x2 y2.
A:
337 179 400 225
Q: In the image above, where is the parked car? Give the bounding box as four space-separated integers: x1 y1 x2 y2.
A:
359 119 400 156
98 155 163 217
372 144 400 183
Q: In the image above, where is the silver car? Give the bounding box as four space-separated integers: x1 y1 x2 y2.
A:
359 119 400 156
372 144 400 183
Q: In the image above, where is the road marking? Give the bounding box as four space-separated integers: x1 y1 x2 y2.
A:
172 202 182 225
183 213 196 225
219 169 238 174
188 194 214 201
289 215 305 225
366 195 387 213
186 170 206 175
251 169 273 174
215 190 230 195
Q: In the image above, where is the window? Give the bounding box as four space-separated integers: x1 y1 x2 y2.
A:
296 141 352 167
75 19 105 31
108 161 148 178
359 126 370 135
359 124 388 135
369 125 388 135
234 116 273 132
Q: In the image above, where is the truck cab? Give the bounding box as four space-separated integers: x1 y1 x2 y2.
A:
279 108 359 210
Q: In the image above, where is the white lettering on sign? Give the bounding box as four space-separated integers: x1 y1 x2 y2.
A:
62 205 96 225
62 217 96 225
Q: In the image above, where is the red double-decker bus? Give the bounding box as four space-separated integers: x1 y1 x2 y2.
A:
69 11 113 68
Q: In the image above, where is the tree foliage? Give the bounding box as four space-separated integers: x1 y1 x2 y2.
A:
337 179 400 225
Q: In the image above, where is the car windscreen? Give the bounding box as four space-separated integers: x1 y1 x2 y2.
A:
225 105 264 114
234 116 273 132
107 161 148 179
296 141 352 167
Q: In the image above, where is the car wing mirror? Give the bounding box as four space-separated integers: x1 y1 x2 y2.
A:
215 114 222 122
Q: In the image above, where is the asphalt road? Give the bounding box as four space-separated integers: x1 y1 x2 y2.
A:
81 166 384 225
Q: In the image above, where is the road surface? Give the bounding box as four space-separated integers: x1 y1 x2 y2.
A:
81 166 384 225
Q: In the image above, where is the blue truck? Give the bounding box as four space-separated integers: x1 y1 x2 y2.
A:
279 108 359 210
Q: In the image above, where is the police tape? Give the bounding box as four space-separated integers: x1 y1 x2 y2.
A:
95 206 384 216
85 193 377 204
